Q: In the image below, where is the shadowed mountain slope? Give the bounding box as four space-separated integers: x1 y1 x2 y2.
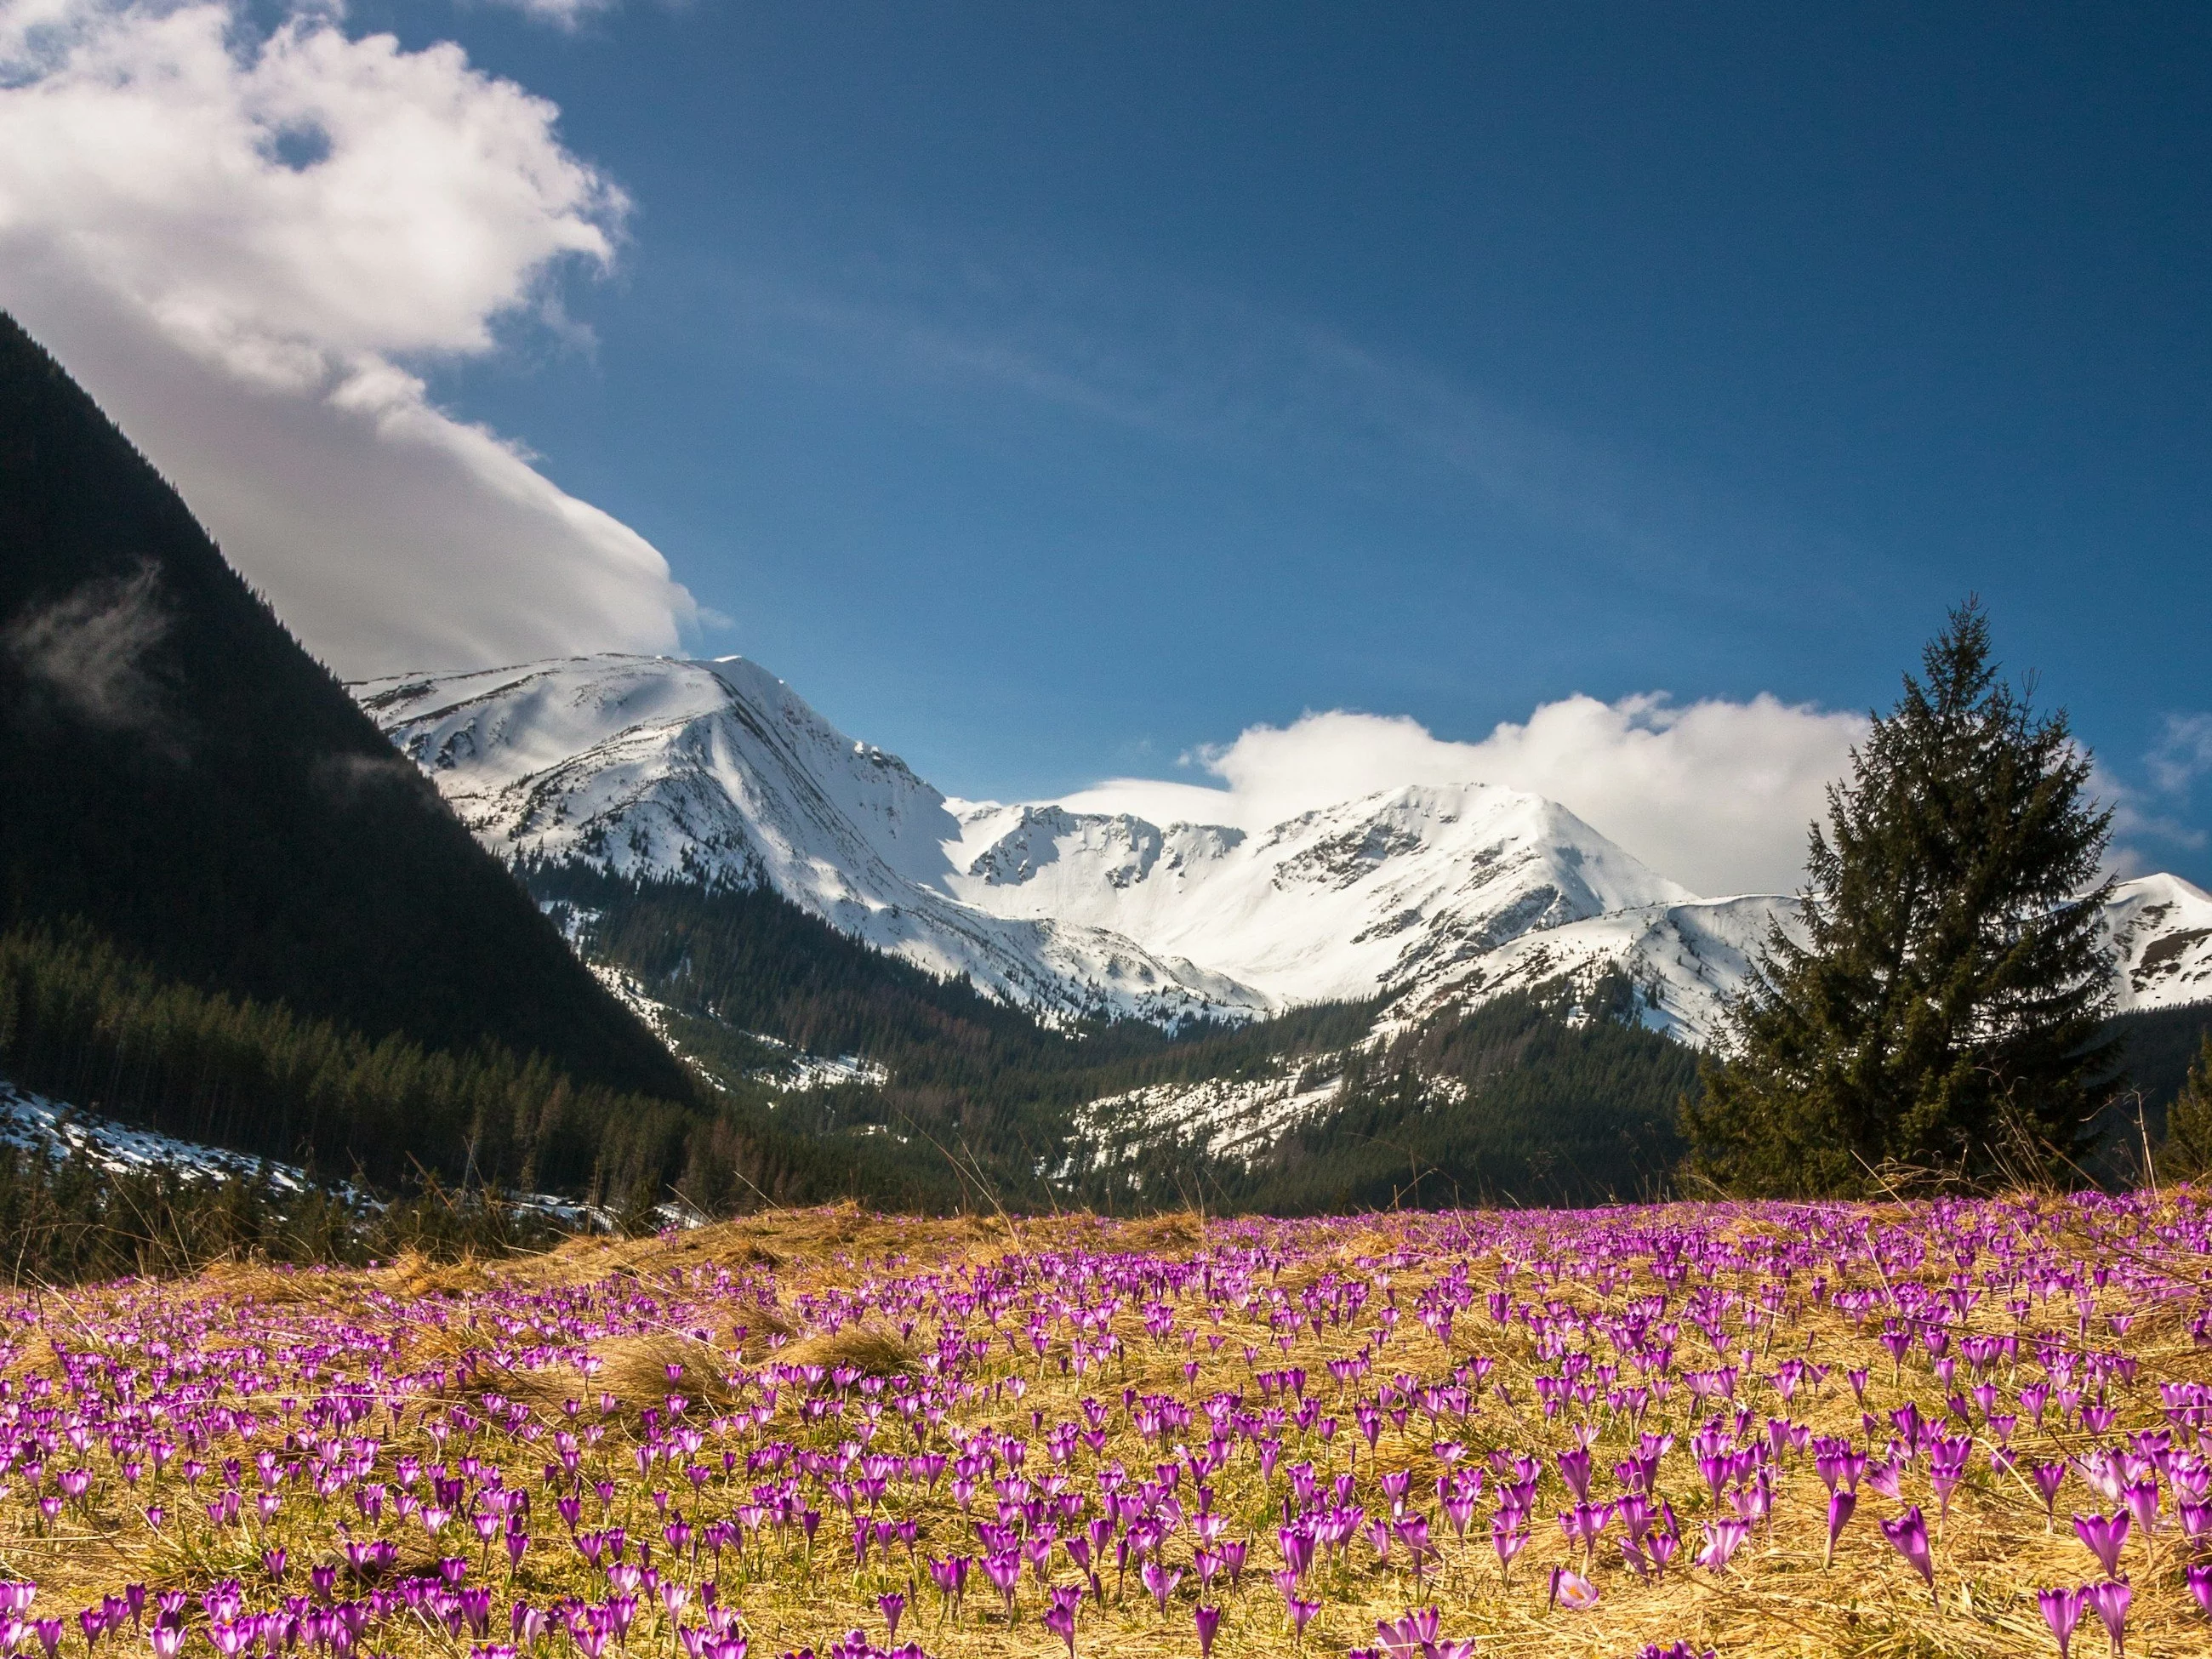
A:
0 312 686 1101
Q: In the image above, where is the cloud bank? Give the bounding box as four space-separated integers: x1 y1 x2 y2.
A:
0 0 694 676
1058 693 1871 897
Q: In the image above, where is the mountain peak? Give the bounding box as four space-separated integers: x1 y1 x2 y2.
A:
356 652 2212 1039
358 653 1695 1019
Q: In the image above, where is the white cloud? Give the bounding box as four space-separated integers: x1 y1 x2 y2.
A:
2097 721 2212 875
0 0 695 675
3 560 174 736
476 0 618 26
1059 693 1871 897
2150 713 2212 796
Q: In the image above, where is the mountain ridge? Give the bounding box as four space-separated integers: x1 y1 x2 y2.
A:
357 653 1715 1023
357 655 1264 1023
359 652 2212 1047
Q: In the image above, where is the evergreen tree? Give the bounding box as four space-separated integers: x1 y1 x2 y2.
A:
2162 1034 2212 1180
1683 602 2119 1194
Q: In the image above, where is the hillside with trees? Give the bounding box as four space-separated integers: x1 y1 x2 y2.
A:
0 313 687 1099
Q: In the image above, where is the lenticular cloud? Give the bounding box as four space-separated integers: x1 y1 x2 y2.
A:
0 0 697 675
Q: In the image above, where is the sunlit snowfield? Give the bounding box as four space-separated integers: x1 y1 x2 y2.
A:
8 1199 2212 1659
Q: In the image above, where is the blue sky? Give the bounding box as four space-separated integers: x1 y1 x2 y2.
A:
7 1 2208 886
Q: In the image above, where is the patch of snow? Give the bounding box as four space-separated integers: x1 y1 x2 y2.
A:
0 1080 328 1192
0 1081 687 1234
585 963 887 1094
1069 1058 1347 1172
540 898 602 949
1397 893 1802 1046
2103 873 2212 1013
737 1030 889 1092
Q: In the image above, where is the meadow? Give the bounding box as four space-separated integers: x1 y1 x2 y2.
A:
3 1194 2209 1659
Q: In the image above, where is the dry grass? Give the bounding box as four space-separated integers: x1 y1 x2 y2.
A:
774 1320 915 1378
0 1200 2207 1659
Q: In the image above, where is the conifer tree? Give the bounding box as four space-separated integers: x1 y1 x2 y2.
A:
2162 1034 2212 1180
1683 602 2119 1194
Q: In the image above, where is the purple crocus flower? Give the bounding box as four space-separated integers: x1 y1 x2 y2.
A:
1880 1507 1934 1593
1696 1519 1749 1574
1040 1602 1075 1659
2088 1581 2130 1658
1825 1491 1856 1569
2032 1463 2069 1524
2072 1513 2130 1580
1193 1605 1221 1659
1491 1512 1527 1582
1551 1570 1599 1611
2121 1480 2158 1548
1556 1448 1592 1503
983 1551 1022 1618
2187 1563 2212 1618
2037 1587 2084 1659
1139 1562 1181 1614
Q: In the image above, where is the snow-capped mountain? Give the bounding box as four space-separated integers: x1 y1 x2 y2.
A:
355 655 1685 1022
355 657 1262 1023
356 653 2212 1043
944 785 1689 1006
2106 872 2212 1012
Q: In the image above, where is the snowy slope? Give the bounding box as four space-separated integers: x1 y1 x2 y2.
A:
1393 875 2212 1046
356 655 2212 1047
356 658 1264 1023
0 1080 663 1232
0 1080 330 1192
1400 893 1802 1046
945 786 1687 1006
2104 873 2212 1012
1069 1059 1351 1174
356 656 1679 1022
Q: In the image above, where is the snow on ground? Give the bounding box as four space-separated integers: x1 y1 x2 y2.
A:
1396 893 1799 1046
0 1080 327 1192
585 962 887 1093
2106 872 2212 1012
736 1030 890 1092
1068 1056 1348 1172
0 1081 681 1233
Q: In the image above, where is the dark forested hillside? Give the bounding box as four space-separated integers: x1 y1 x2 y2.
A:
2114 1002 2212 1128
1226 973 1697 1212
0 313 682 1101
537 864 1693 1210
529 862 1327 1201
